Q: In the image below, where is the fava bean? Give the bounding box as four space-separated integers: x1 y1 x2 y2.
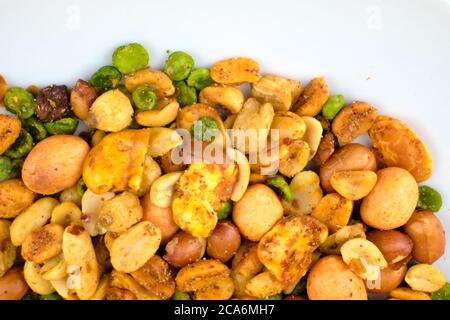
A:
4 87 35 119
321 95 345 120
112 43 149 74
417 185 442 212
164 51 194 81
132 85 157 111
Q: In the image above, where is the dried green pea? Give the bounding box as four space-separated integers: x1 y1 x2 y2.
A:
187 68 213 91
0 156 12 179
291 278 307 295
5 129 34 159
112 43 149 74
190 116 219 142
9 158 24 179
76 178 86 197
172 289 191 300
417 185 442 212
257 293 283 300
4 87 36 119
431 282 450 300
267 176 293 202
22 116 47 141
128 117 142 129
44 118 79 135
217 200 233 220
321 95 345 120
175 81 197 107
39 293 61 300
90 66 122 92
132 84 157 111
164 51 194 81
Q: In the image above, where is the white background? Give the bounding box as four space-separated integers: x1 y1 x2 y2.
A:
1 0 450 278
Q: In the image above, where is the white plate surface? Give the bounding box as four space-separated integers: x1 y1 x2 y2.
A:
1 0 450 278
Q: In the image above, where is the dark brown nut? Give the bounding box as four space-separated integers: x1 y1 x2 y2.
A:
314 132 336 166
70 79 98 120
0 267 29 300
404 210 445 264
36 85 70 122
163 231 206 268
366 230 413 265
207 221 241 263
130 255 175 300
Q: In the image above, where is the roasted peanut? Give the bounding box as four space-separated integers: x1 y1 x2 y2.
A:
110 221 161 273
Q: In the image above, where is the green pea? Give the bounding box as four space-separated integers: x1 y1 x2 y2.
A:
39 293 61 300
22 292 39 300
117 84 130 96
164 51 194 81
417 185 442 212
5 129 34 159
217 200 233 220
187 68 213 91
291 278 307 295
132 85 158 111
267 176 293 202
0 156 12 179
431 282 450 300
22 116 47 141
112 43 149 74
76 178 86 197
175 81 197 107
172 289 191 300
190 116 219 142
9 158 24 179
4 87 36 119
321 95 345 120
128 117 142 129
257 293 283 300
44 118 79 135
90 65 122 92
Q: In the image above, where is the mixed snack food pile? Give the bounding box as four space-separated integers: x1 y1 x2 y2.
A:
0 42 448 300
